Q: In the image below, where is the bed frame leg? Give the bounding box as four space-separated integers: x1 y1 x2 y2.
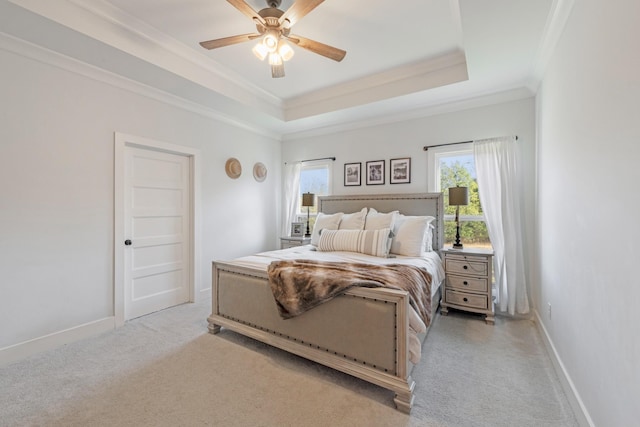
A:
208 320 221 335
393 378 415 413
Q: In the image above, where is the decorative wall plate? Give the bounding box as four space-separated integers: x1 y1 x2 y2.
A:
225 158 242 179
253 162 267 182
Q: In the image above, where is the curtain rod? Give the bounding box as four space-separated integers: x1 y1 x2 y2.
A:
285 156 336 164
423 136 518 151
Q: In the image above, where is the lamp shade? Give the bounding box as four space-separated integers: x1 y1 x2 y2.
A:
252 43 268 61
448 186 469 206
302 192 315 207
278 40 295 61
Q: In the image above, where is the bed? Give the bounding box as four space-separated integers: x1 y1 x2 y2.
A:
208 193 444 412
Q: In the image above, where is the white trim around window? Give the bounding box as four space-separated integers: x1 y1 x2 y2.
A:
426 142 474 193
426 142 485 222
296 159 333 217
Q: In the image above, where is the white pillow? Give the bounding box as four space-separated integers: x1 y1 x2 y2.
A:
424 223 435 252
317 228 393 258
364 208 398 230
424 223 436 252
390 214 435 256
339 207 367 230
310 212 343 246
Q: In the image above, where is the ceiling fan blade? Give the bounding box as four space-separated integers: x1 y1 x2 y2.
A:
286 34 346 62
226 0 266 26
199 33 261 50
279 0 324 28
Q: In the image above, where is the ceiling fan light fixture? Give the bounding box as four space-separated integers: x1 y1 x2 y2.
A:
278 40 294 62
263 31 279 53
199 0 347 78
252 43 268 61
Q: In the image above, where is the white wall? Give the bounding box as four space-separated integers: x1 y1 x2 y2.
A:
284 98 535 192
0 39 281 359
535 0 640 425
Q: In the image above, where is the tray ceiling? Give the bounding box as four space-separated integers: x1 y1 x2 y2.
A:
1 0 559 136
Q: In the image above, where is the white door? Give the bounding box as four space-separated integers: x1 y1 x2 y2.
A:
124 146 191 320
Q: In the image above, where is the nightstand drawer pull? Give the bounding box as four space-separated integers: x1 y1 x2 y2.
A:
463 281 468 285
463 265 468 270
463 297 468 302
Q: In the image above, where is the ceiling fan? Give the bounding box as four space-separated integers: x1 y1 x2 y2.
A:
199 0 346 78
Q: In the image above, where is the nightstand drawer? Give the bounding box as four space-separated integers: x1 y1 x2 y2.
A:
447 275 488 293
280 237 311 249
445 258 488 276
445 289 488 310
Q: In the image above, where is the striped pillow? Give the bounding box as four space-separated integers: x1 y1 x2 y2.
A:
316 228 393 257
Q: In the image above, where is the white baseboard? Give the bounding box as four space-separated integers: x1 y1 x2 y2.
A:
533 310 594 427
0 317 115 366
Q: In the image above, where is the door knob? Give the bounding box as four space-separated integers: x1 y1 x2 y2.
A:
124 239 132 246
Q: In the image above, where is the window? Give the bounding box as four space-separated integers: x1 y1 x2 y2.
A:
297 160 332 229
427 144 491 249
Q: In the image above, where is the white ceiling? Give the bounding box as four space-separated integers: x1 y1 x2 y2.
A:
0 0 559 137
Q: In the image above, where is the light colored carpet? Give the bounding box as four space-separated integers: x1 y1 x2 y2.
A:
0 301 578 427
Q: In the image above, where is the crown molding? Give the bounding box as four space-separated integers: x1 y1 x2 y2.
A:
283 50 469 121
0 31 282 140
2 28 536 143
7 0 284 119
281 86 534 141
5 0 472 124
527 0 576 92
2 0 549 142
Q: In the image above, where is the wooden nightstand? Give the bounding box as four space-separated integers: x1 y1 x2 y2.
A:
280 236 311 249
440 247 495 324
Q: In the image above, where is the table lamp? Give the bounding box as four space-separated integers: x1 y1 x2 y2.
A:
302 192 315 237
448 186 469 249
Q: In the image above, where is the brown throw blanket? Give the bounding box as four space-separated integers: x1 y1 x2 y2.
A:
267 259 432 325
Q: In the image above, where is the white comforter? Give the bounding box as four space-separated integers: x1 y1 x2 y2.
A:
232 245 444 294
227 245 445 364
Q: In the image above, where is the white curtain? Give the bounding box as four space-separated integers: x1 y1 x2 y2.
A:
281 162 301 237
474 136 529 315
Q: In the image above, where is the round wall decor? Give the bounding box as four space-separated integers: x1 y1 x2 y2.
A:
253 162 267 182
225 158 242 179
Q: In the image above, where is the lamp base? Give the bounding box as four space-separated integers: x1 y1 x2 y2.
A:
305 205 312 238
453 209 463 249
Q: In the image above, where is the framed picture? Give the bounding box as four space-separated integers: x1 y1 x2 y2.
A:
290 222 305 237
390 157 411 184
344 162 361 186
366 160 385 185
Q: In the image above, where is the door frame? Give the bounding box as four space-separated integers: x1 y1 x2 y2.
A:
114 132 201 327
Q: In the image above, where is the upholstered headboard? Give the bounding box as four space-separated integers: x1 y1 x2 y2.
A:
318 193 444 251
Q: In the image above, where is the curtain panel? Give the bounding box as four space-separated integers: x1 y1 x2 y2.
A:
474 136 530 315
281 162 301 237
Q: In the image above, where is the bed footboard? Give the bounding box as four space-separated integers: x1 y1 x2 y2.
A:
208 260 431 413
